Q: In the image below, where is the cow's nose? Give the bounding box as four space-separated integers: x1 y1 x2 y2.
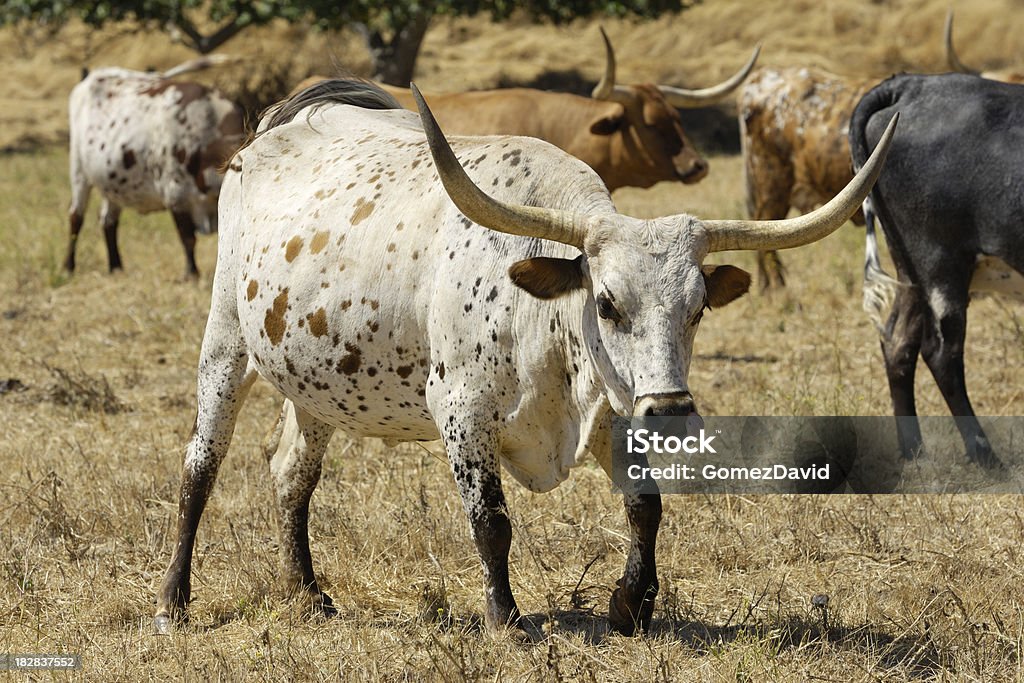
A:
677 159 708 184
635 392 697 417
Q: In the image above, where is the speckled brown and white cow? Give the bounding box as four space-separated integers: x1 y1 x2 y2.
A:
66 56 245 278
292 29 761 191
738 67 877 289
154 79 896 637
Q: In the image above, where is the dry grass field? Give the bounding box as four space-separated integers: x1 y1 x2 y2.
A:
4 1 1024 680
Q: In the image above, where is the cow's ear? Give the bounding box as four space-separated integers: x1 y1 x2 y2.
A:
509 256 584 299
701 264 751 308
589 114 624 135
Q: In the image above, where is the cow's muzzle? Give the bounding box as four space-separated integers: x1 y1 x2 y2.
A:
634 392 697 417
676 159 708 184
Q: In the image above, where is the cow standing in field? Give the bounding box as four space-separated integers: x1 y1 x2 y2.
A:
154 79 895 637
66 56 245 278
851 73 1024 469
293 29 760 191
738 67 875 289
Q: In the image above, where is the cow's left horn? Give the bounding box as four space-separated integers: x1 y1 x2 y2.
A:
701 113 898 253
944 10 979 75
591 27 636 105
411 84 588 250
657 44 762 108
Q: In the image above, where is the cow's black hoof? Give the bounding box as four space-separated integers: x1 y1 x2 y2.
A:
607 586 654 636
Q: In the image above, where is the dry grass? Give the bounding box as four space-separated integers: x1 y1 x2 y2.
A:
4 4 1024 678
3 144 1024 679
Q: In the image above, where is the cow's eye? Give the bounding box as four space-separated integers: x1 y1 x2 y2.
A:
596 294 622 324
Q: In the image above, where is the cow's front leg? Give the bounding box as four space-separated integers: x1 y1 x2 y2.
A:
608 492 661 635
439 415 520 633
155 342 256 633
266 400 336 614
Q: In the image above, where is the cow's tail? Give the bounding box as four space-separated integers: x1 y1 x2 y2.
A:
861 198 900 331
161 54 238 79
850 78 903 333
229 77 402 169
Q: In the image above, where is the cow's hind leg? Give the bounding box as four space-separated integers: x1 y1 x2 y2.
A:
155 330 256 633
919 285 1001 469
266 400 336 614
171 210 200 280
881 284 925 459
99 199 123 272
608 492 661 635
64 174 91 273
749 193 791 291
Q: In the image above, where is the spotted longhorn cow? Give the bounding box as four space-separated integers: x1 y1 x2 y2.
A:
738 67 876 289
66 56 245 278
154 79 896 636
293 29 760 191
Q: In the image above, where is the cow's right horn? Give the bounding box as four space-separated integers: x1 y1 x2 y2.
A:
944 10 979 75
412 83 588 250
658 44 762 108
701 113 899 253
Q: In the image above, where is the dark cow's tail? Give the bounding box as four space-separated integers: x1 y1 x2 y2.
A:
850 79 904 332
230 78 401 168
261 78 401 131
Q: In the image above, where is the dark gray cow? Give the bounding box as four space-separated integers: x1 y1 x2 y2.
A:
851 73 1024 468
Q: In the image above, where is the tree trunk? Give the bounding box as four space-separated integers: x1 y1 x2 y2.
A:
368 11 433 87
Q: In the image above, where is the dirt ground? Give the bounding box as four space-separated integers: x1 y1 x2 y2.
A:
3 1 1024 680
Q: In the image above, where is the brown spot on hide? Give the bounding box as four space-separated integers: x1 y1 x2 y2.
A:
396 365 414 378
246 280 258 301
285 236 304 262
338 343 362 374
351 198 375 225
264 289 289 346
142 81 207 108
307 308 328 337
122 149 136 169
310 231 329 254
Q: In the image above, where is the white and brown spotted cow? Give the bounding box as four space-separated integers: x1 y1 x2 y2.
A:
154 79 896 637
738 67 876 289
66 56 244 278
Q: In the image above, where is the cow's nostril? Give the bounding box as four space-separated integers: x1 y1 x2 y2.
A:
677 160 708 184
642 399 696 417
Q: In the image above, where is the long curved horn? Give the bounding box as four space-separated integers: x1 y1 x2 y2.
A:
944 9 979 75
701 113 899 252
411 84 588 250
658 44 762 108
591 27 634 105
